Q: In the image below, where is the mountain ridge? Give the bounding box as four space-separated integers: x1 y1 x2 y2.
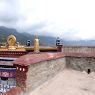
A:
0 26 57 46
0 26 95 46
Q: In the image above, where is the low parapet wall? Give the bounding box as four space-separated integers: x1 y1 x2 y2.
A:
63 46 95 72
65 53 95 72
26 57 66 92
14 52 66 92
63 46 95 53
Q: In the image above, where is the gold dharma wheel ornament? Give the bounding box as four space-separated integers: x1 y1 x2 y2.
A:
7 35 16 50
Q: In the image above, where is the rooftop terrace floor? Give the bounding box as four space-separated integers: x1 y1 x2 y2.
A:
29 69 95 95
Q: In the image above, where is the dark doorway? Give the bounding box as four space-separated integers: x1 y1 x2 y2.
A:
87 69 91 74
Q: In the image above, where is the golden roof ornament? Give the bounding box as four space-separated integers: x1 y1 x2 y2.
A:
34 35 40 53
7 35 16 50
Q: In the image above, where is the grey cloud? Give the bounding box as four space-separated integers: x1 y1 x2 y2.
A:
63 31 82 40
0 0 20 25
26 22 49 31
0 0 53 37
0 14 19 23
26 24 58 38
0 0 90 40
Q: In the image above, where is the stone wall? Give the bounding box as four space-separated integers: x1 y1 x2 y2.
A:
63 46 95 53
26 58 66 92
66 57 95 72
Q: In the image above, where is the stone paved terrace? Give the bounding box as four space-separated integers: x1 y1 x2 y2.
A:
29 69 95 95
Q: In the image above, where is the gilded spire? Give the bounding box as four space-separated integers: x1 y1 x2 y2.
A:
34 35 40 53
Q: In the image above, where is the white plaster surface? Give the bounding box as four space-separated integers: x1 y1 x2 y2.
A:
29 69 95 95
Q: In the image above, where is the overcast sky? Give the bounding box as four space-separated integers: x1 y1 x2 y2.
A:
0 0 95 40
